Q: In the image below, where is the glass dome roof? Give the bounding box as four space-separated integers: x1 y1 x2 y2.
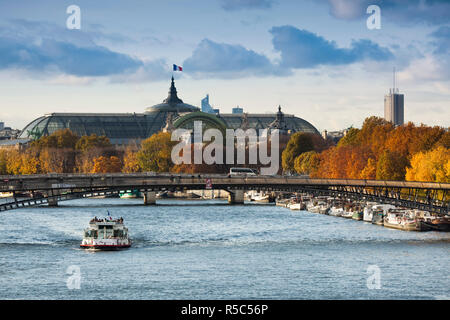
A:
145 77 199 114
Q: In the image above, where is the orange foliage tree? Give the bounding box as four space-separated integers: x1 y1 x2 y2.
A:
92 156 122 173
122 146 141 173
311 117 448 182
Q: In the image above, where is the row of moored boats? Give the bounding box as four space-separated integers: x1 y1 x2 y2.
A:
276 195 450 232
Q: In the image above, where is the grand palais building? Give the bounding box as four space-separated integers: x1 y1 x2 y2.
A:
18 77 319 145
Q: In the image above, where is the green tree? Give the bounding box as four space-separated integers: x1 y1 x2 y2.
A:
376 150 408 181
137 132 176 172
294 151 319 175
337 127 360 147
281 132 315 173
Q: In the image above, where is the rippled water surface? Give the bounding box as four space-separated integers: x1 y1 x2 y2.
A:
0 198 449 299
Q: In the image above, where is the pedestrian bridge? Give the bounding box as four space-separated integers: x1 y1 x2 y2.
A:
0 173 448 214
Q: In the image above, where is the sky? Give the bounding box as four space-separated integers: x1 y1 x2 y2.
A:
0 0 449 132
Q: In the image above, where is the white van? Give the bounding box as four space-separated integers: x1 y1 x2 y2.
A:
229 167 257 176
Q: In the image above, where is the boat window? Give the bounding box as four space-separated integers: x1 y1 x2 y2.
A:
84 230 98 238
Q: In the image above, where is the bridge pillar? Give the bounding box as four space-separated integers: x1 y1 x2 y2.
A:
228 189 244 204
143 191 156 205
47 191 58 207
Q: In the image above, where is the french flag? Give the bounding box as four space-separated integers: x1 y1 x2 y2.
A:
173 64 183 72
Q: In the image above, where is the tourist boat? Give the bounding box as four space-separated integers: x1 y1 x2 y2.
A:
383 210 432 232
80 216 131 250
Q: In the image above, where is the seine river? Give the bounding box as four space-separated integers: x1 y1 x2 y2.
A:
0 198 448 300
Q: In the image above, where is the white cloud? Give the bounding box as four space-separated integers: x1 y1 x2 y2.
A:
398 54 450 83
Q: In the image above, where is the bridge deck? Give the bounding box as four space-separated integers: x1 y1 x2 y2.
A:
0 173 448 214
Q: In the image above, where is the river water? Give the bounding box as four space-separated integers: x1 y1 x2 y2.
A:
0 198 448 300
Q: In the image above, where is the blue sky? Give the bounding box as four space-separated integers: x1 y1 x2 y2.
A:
0 0 449 131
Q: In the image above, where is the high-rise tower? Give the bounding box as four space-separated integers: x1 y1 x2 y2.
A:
384 67 404 126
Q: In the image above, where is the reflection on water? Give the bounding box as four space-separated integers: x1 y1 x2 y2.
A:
0 198 449 299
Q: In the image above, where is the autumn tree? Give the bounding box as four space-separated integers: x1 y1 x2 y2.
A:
137 132 176 172
435 130 449 149
312 145 373 179
360 157 377 180
31 128 79 149
406 146 449 183
171 143 229 174
92 156 122 173
38 148 77 173
5 150 22 175
308 117 446 182
75 134 111 152
122 146 141 173
19 149 41 174
27 129 80 173
384 122 445 159
0 151 7 174
75 134 114 173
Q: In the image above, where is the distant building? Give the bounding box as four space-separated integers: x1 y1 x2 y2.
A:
0 138 30 150
201 94 219 114
19 77 320 145
384 68 404 126
384 89 404 126
0 123 20 141
232 106 243 114
322 128 350 144
0 122 29 149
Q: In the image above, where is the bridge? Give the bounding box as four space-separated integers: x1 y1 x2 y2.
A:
0 173 448 214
